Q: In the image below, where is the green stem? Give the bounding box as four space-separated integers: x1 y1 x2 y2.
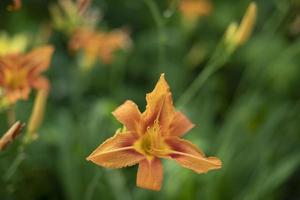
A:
7 104 16 126
143 0 166 68
176 42 231 108
4 128 34 181
4 146 26 181
84 171 102 200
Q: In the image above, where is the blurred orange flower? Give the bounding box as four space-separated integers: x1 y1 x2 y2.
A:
0 46 54 104
87 74 221 191
77 0 91 14
69 28 130 69
179 0 212 21
7 0 22 11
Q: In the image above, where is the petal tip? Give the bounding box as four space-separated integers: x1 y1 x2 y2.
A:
207 157 222 169
159 73 167 82
86 154 93 161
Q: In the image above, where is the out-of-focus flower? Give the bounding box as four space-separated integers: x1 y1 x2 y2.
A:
77 0 92 14
179 0 212 22
0 121 24 151
50 0 99 35
87 74 221 191
7 0 22 11
69 28 130 69
0 32 28 56
0 46 54 104
225 2 257 51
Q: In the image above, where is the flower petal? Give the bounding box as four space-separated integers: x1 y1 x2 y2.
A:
25 45 54 74
31 76 50 91
165 137 222 173
169 111 194 137
77 0 91 14
112 100 141 135
136 158 163 191
87 131 144 168
6 87 31 103
143 74 175 133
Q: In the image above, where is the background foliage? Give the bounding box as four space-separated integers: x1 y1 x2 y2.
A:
1 0 300 199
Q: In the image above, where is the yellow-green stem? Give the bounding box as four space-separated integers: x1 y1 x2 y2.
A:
143 0 166 68
7 105 16 126
177 42 231 108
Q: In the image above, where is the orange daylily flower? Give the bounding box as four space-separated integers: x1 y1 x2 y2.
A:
87 74 221 191
69 28 130 68
0 46 54 103
179 0 212 21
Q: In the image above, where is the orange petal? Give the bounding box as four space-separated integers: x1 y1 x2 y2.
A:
31 76 50 91
136 158 163 191
6 87 31 103
87 131 144 168
165 137 221 173
112 100 141 135
169 111 194 137
24 45 54 74
77 0 91 15
143 74 175 133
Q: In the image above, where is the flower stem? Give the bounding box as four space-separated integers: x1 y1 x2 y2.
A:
7 104 16 126
177 42 231 108
143 0 166 68
4 145 26 181
84 171 102 200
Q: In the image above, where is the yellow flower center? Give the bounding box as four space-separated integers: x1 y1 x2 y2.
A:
134 120 169 159
4 68 29 89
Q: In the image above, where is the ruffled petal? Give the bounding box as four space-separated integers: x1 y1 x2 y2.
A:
112 100 141 135
142 74 175 133
87 131 144 168
6 87 31 103
136 158 163 191
169 111 194 137
165 137 221 173
24 45 54 74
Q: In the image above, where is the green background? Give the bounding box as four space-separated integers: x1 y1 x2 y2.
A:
1 0 300 199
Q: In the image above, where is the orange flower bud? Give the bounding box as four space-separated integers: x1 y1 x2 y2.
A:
235 2 257 45
0 121 24 151
27 89 49 140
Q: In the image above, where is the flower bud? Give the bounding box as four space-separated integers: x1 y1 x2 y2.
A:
27 89 49 140
235 2 257 45
0 121 24 151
